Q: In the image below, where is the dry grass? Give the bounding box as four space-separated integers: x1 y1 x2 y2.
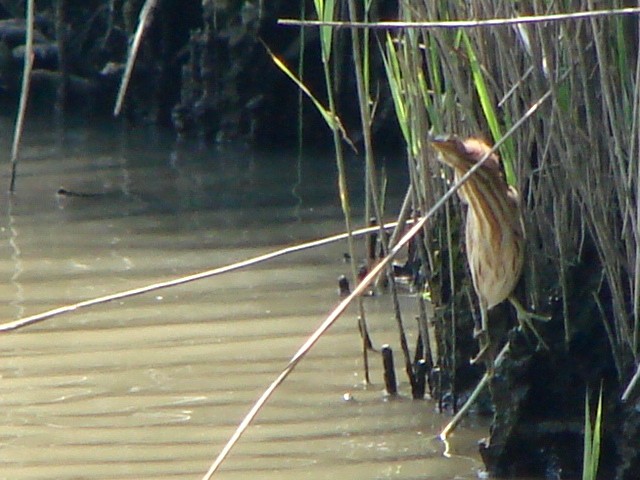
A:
376 1 640 396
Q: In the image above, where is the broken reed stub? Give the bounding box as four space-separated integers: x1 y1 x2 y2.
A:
381 344 397 395
338 274 350 297
413 359 427 399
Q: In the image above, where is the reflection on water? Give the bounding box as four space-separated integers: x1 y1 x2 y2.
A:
0 117 486 479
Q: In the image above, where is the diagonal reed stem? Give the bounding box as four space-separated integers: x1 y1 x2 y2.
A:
201 89 553 478
9 0 35 193
0 221 405 333
278 8 640 30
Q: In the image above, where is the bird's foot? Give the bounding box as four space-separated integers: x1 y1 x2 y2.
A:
508 296 550 350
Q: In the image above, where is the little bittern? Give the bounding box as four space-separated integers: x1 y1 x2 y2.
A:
431 135 546 362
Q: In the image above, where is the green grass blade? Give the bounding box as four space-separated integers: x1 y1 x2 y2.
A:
461 31 516 186
583 389 593 480
590 386 603 478
419 64 439 133
262 41 336 131
582 385 603 480
381 33 410 147
422 33 443 133
363 0 372 95
313 0 335 61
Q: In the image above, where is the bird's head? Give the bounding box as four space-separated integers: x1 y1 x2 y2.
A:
430 135 502 174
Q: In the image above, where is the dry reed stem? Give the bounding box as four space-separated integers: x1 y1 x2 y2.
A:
113 0 159 116
279 7 640 29
0 222 404 332
9 0 35 193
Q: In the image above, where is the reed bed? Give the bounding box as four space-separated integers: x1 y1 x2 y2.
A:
266 0 639 477
393 0 640 390
302 0 640 403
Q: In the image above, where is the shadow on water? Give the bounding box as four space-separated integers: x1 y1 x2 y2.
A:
0 116 486 479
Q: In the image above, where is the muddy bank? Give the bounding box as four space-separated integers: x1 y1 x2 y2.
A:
0 0 398 146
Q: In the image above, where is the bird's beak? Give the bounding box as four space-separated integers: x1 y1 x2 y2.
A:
429 135 470 171
429 134 463 156
429 133 455 143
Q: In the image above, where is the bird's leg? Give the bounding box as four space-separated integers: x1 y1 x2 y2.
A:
471 299 490 365
508 295 550 350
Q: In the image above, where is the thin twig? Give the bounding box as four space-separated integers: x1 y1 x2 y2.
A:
278 7 640 30
444 198 457 411
113 0 158 116
0 221 404 333
9 0 35 193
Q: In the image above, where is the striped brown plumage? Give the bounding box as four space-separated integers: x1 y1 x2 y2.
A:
431 136 525 360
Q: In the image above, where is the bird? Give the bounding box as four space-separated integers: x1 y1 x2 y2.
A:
430 135 547 363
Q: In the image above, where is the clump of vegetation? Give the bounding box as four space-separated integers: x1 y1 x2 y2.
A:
269 1 640 477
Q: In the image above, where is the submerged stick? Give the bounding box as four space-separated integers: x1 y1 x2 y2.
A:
9 0 35 193
0 221 404 332
381 344 398 395
113 0 158 116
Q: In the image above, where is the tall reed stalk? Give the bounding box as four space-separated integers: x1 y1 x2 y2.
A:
311 0 375 381
9 0 35 193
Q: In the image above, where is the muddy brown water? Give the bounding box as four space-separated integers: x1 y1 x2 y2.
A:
0 118 488 479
